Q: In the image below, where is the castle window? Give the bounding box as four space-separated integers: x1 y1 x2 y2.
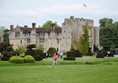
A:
27 38 30 43
40 38 44 43
15 32 20 38
57 39 59 43
20 40 22 44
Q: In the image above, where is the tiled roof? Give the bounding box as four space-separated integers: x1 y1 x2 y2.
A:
17 26 62 34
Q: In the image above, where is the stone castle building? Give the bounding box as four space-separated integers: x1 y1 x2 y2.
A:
9 16 99 53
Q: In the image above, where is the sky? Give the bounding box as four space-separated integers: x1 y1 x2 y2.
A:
0 0 118 29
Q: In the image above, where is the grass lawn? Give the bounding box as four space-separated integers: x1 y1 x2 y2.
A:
0 65 118 83
0 57 118 83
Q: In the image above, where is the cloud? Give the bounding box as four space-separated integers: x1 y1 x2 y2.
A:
0 0 118 28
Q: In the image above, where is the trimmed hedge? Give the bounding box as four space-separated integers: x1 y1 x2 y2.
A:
41 53 46 58
25 50 43 61
24 55 35 63
96 50 104 58
74 50 82 57
67 51 75 57
63 57 75 60
9 56 24 63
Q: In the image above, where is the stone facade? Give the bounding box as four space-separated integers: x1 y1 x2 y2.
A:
9 16 99 53
62 16 98 52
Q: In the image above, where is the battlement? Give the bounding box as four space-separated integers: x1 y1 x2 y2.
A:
63 16 94 25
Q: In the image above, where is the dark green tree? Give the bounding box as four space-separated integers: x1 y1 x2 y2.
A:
3 29 10 44
99 18 113 27
0 42 10 54
99 18 118 48
47 47 56 56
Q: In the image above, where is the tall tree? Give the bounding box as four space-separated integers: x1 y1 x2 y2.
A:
99 18 118 48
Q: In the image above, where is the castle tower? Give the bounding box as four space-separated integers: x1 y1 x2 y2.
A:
62 16 95 53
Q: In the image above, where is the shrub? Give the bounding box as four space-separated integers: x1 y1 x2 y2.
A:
25 50 43 61
15 45 26 54
63 57 75 60
96 50 104 58
26 44 36 50
74 50 82 57
1 51 12 61
41 53 46 58
9 56 24 63
1 56 10 61
47 47 56 57
67 51 75 57
108 51 114 57
24 55 35 63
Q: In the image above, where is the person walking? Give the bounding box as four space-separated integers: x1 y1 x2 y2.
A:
52 53 58 66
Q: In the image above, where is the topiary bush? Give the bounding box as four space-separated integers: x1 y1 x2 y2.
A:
41 53 46 58
47 47 56 57
25 48 43 61
24 55 35 63
63 57 75 60
67 51 75 57
9 56 24 63
74 50 82 57
96 50 104 58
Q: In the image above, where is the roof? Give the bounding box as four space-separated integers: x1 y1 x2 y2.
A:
17 26 62 34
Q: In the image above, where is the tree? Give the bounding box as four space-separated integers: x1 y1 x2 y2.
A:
99 18 118 48
47 47 56 56
42 20 59 28
99 18 113 27
25 44 43 61
0 42 10 54
0 42 15 61
3 29 9 44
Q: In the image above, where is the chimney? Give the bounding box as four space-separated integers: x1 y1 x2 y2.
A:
10 25 14 32
32 23 36 29
24 25 28 28
51 23 55 32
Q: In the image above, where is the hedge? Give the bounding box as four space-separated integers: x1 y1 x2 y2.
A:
24 55 35 63
63 57 75 60
9 56 24 63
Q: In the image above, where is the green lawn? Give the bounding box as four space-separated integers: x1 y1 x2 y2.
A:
0 57 118 83
0 65 118 83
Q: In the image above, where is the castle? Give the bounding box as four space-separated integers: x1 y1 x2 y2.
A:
9 16 99 53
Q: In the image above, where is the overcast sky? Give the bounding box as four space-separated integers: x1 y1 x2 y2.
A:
0 0 118 29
